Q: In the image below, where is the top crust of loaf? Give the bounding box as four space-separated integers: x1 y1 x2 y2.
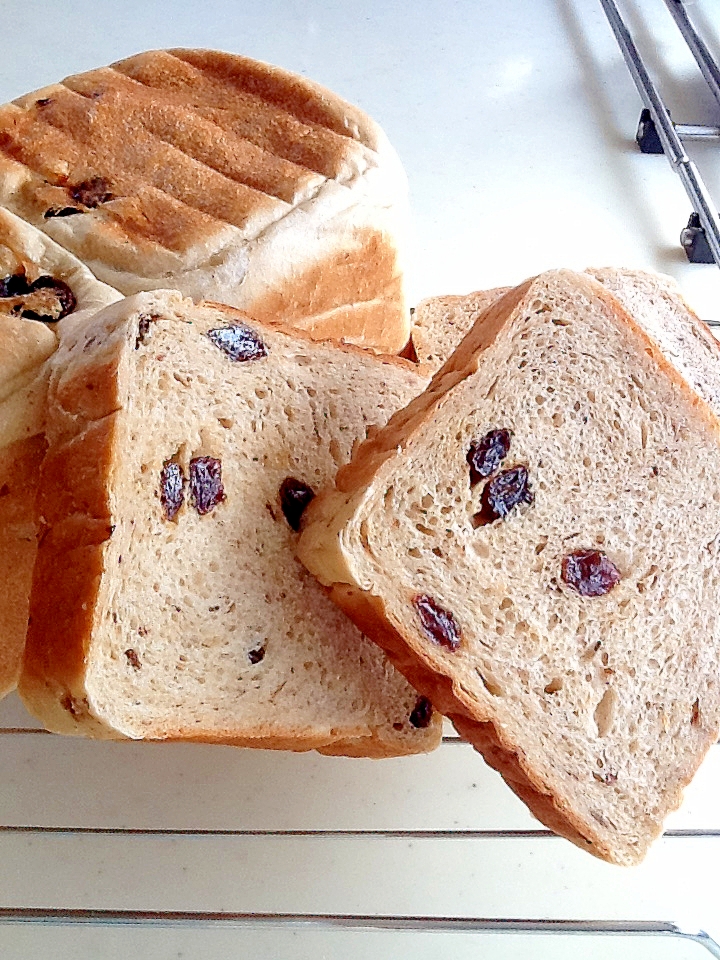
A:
19 290 441 756
298 269 720 863
0 49 410 352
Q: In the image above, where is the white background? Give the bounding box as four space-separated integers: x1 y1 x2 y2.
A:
1 0 720 956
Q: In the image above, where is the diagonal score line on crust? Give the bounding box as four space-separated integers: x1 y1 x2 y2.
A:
65 67 342 196
108 53 364 177
1 67 381 262
5 87 290 232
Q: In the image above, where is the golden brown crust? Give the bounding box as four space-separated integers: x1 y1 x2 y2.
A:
245 227 407 352
0 434 46 697
0 49 409 353
19 414 119 734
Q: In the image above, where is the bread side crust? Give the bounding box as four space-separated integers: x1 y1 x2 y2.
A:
298 268 720 860
0 208 120 700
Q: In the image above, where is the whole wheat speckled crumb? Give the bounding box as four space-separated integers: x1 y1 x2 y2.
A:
18 291 442 757
299 268 720 863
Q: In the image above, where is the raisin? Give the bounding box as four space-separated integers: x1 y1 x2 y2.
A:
206 324 268 362
248 646 266 664
467 429 511 486
691 699 701 726
36 97 52 107
160 460 185 520
70 176 114 208
409 696 434 728
125 649 141 670
279 477 315 531
190 457 225 515
21 276 77 322
561 550 621 597
475 465 533 523
414 594 461 650
44 206 82 219
0 273 30 298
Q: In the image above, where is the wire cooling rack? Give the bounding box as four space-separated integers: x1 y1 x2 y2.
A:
1 687 719 958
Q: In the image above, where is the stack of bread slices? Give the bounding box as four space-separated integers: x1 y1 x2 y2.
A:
2 48 720 867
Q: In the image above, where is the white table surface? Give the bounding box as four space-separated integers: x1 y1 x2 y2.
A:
2 0 720 957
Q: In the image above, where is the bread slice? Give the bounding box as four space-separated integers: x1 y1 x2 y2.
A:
298 268 720 861
411 287 511 371
18 291 441 756
0 207 120 698
412 268 720 382
0 49 410 353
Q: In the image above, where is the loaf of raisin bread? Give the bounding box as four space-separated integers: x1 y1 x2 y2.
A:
18 291 442 756
0 207 120 698
298 268 720 861
0 49 410 353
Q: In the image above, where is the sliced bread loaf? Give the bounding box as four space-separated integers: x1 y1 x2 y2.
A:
18 291 442 756
298 268 720 861
0 49 410 353
0 207 119 697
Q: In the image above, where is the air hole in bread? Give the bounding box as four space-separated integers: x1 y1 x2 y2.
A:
476 668 504 697
594 687 617 738
471 541 491 560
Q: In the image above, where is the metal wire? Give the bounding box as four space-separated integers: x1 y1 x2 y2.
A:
599 0 720 266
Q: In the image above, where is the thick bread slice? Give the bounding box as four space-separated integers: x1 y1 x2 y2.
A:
18 291 441 756
0 207 120 698
411 287 511 371
412 268 720 379
298 268 720 862
0 49 409 353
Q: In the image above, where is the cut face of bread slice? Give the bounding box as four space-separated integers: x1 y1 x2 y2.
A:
0 207 120 698
18 292 441 756
411 287 511 371
0 49 409 353
298 268 720 861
